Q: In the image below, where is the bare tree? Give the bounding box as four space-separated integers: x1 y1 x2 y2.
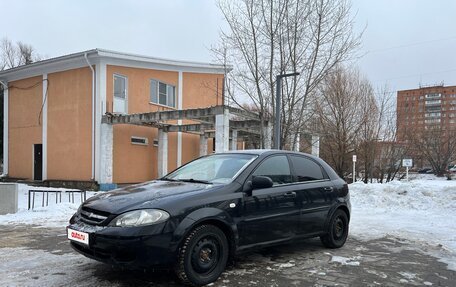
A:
408 125 456 177
370 87 408 182
1 37 41 70
213 0 361 148
314 66 375 178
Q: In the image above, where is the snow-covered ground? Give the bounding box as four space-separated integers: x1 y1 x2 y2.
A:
0 184 96 228
0 175 455 270
350 174 456 270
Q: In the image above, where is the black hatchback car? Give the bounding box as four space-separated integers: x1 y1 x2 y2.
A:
67 150 350 286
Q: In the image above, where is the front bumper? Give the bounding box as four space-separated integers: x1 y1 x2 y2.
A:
67 221 176 268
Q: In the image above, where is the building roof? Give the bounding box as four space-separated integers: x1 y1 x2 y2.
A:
398 84 456 93
0 48 231 82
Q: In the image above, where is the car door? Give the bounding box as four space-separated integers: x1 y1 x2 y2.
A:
289 155 336 235
238 155 300 247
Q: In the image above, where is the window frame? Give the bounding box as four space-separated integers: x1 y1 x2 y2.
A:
248 154 294 187
113 74 128 114
149 78 176 108
288 155 330 183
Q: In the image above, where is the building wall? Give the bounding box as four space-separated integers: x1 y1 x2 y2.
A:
47 67 93 181
180 72 223 165
7 64 224 184
182 72 224 108
8 76 43 179
106 66 224 183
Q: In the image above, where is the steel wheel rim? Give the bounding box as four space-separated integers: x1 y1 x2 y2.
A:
191 236 220 274
334 217 345 240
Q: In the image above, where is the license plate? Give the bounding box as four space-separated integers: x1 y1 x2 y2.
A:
67 228 89 245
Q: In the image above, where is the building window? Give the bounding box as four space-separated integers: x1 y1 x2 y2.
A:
131 136 148 145
425 99 441 106
425 112 441 118
150 79 176 108
424 118 441 124
113 75 127 114
425 93 441 99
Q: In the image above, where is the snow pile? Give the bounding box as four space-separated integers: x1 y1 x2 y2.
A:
351 179 456 211
349 178 456 270
0 184 96 228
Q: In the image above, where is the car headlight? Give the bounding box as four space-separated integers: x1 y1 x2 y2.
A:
109 209 170 227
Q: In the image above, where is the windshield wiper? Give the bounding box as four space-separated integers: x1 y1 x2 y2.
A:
177 178 212 184
159 177 178 182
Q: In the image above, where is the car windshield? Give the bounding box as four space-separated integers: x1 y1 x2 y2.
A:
163 153 257 184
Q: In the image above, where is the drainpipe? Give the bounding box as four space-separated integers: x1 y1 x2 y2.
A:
84 53 96 180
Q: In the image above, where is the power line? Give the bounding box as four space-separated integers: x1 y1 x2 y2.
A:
364 36 456 55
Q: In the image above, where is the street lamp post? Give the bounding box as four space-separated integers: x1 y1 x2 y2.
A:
274 72 300 149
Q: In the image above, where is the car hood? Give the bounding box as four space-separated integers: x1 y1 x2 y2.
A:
83 180 218 214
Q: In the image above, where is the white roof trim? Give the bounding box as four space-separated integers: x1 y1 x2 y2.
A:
0 49 231 82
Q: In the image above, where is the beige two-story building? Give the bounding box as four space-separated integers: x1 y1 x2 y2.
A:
0 49 230 188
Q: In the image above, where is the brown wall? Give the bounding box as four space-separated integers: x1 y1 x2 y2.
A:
8 76 43 179
106 66 223 183
182 72 224 108
47 67 93 181
107 66 179 183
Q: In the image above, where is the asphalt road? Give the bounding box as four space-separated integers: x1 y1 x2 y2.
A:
0 225 454 286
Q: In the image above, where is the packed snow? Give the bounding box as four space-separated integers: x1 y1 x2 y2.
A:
0 175 455 270
330 255 361 266
350 174 456 270
0 184 96 228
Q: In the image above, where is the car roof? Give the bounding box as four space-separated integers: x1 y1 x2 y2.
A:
217 149 321 160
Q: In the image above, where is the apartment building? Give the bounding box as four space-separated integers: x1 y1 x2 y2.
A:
396 85 456 142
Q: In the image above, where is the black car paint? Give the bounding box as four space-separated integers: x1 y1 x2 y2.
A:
68 150 350 268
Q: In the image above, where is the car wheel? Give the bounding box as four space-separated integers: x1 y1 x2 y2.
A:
175 224 229 286
320 209 349 249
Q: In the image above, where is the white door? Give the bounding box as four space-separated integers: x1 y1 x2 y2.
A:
113 75 127 114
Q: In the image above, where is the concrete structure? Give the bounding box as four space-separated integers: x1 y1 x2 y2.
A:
0 183 18 215
0 49 234 185
397 85 456 142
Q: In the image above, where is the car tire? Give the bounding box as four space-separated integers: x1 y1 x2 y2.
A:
175 224 229 286
320 209 349 249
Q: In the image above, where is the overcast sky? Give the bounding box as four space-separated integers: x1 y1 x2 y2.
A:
1 0 455 94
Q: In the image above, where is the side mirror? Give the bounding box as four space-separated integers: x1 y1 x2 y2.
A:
252 176 273 189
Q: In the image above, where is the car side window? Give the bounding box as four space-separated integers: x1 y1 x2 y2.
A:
290 155 326 182
252 155 292 185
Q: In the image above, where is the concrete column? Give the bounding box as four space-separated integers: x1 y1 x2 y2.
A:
158 129 168 177
215 109 229 153
99 123 113 184
294 133 300 152
2 81 8 176
264 121 272 149
311 135 320 157
199 134 208 156
231 129 238 150
95 61 107 182
42 74 48 180
177 71 183 167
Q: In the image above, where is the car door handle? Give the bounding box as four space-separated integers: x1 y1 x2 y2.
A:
323 187 333 192
284 191 297 198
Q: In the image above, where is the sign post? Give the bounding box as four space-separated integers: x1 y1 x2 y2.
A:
352 155 357 183
402 159 413 181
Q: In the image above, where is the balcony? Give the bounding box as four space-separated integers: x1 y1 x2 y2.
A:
425 99 441 106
